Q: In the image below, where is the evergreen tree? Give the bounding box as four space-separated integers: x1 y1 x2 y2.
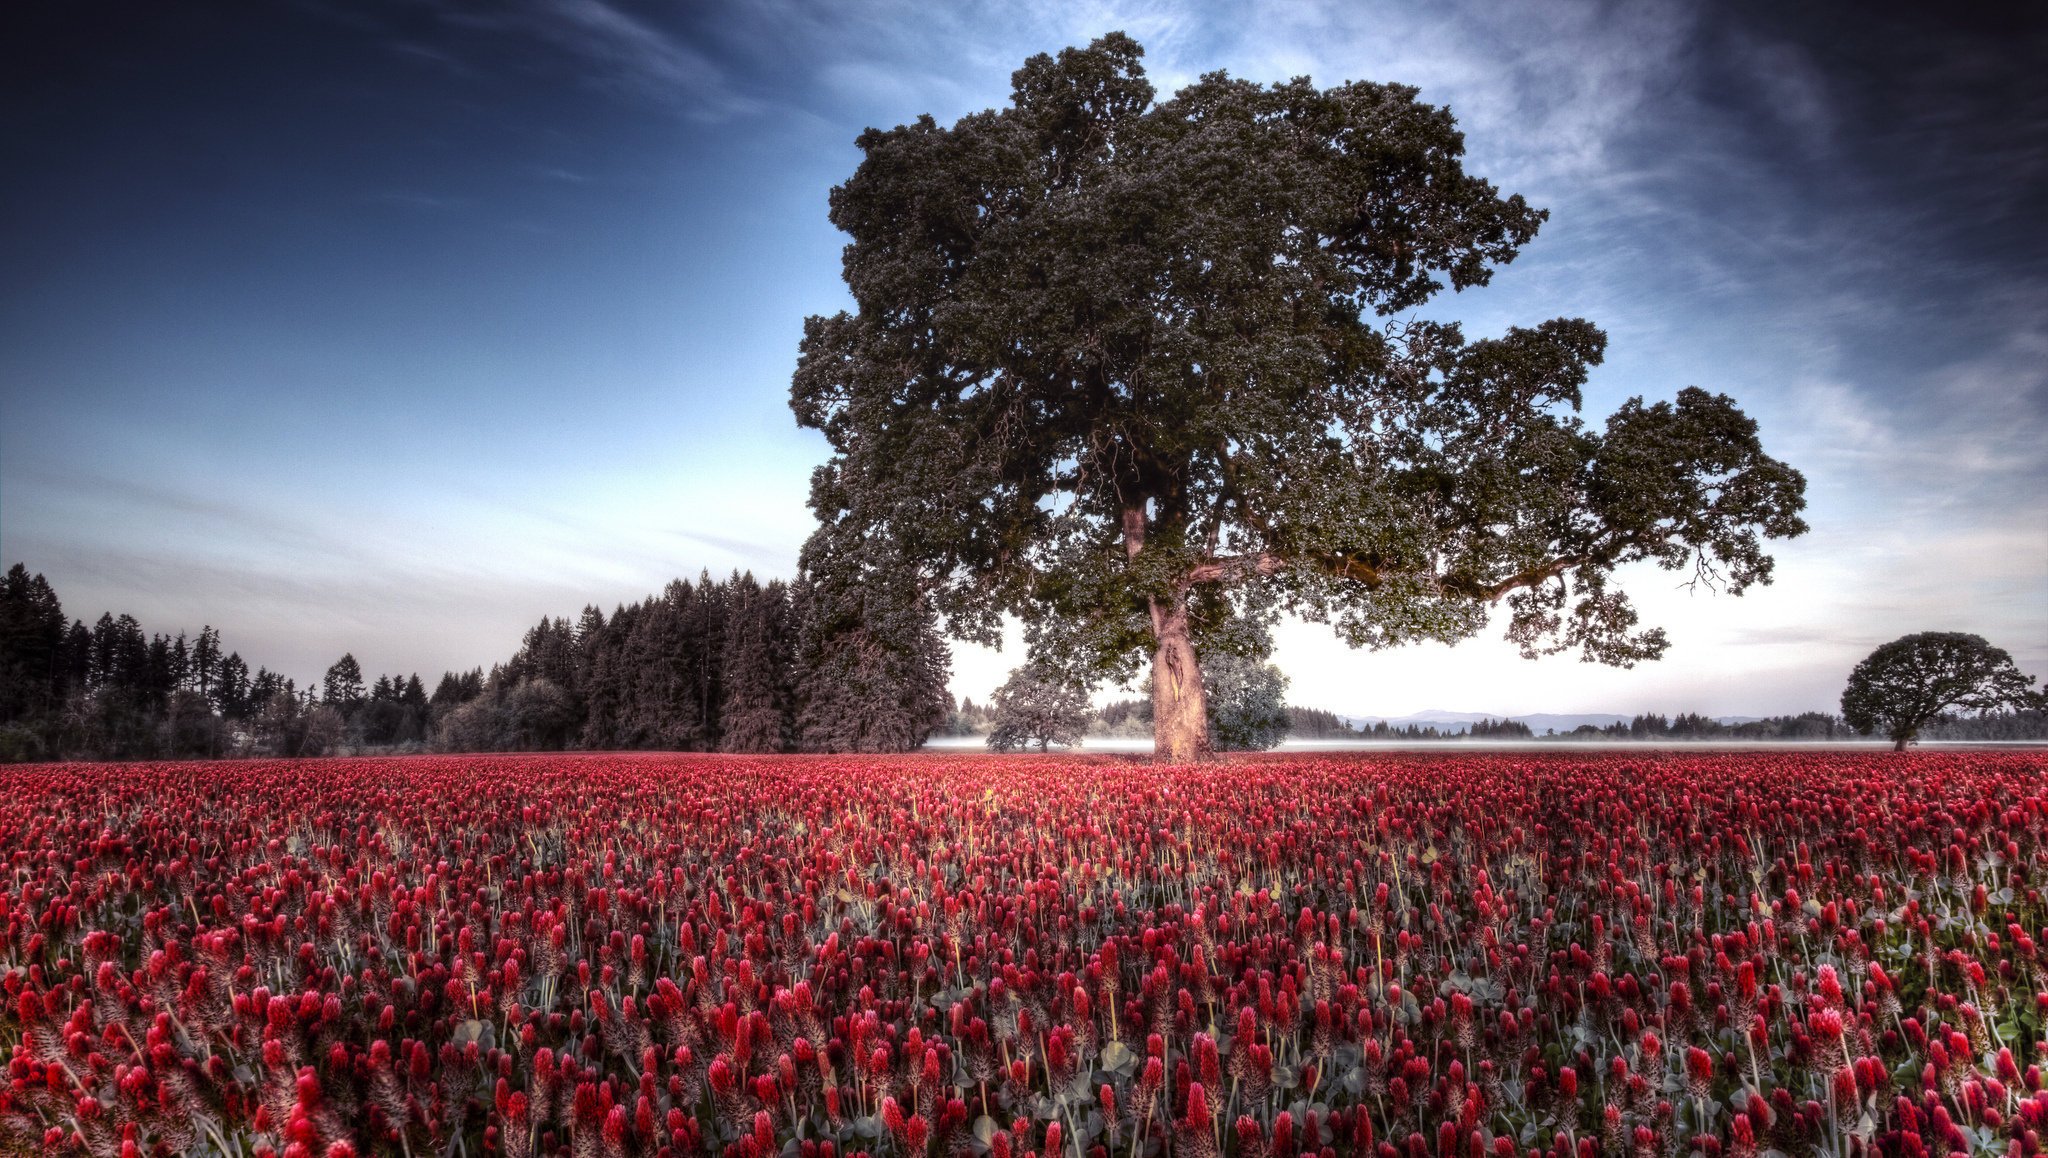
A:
249 666 286 708
190 626 220 696
682 571 728 749
323 653 365 710
579 603 633 749
791 529 950 753
0 564 67 722
625 581 707 749
215 652 252 719
60 621 91 700
719 575 796 753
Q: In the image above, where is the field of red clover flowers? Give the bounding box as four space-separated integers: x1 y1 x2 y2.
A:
4 751 2047 1158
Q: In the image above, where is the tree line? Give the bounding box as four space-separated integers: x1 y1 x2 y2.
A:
0 562 949 761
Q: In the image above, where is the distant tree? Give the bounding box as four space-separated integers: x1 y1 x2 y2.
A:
249 667 288 710
510 616 581 694
1286 706 1354 739
0 564 68 722
1842 632 2042 751
159 689 225 758
166 632 190 698
1093 699 1150 736
1926 708 2048 741
503 679 577 750
253 688 340 757
624 580 712 750
190 626 220 695
323 653 365 711
401 673 428 712
1202 652 1290 752
986 666 1091 752
790 34 1809 761
300 703 344 756
431 669 484 719
579 604 633 748
59 620 90 699
720 575 796 753
214 651 252 718
1468 717 1535 739
791 529 950 753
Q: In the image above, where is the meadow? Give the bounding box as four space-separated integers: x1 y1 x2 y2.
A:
3 750 2045 1158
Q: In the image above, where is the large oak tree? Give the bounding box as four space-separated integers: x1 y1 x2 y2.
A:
792 34 1809 761
1842 632 2042 751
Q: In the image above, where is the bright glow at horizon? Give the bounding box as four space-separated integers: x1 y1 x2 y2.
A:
2 1 2042 718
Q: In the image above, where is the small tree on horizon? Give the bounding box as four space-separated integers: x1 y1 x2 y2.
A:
1842 632 2042 751
986 665 1091 752
791 33 1808 762
322 652 365 712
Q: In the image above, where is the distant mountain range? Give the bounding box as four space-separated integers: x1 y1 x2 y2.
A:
1339 709 1764 734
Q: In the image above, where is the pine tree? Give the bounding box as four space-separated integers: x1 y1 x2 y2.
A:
0 564 68 723
682 572 729 750
215 652 252 718
323 653 365 711
719 575 795 753
190 626 220 696
791 530 950 753
580 603 633 749
626 581 707 749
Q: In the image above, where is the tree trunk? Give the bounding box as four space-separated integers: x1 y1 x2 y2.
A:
1150 597 1212 764
1124 505 1213 763
1893 734 1909 752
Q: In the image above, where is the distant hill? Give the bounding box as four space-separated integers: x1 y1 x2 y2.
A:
1339 709 1763 735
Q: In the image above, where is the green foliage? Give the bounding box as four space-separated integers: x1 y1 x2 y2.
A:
719 576 799 753
791 527 951 753
1842 632 2042 748
322 652 365 708
791 33 1807 701
1202 651 1289 751
1285 706 1355 738
986 666 1091 752
0 564 68 724
0 561 913 760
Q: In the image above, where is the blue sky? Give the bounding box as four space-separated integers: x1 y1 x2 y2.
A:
2 0 2042 716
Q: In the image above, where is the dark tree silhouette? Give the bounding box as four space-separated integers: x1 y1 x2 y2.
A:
791 33 1808 761
719 575 797 753
322 653 365 711
1842 632 2042 751
0 564 68 723
792 526 951 753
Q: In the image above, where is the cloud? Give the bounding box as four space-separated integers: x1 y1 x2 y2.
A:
527 0 762 118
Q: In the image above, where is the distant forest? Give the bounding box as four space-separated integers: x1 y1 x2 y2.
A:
945 699 2047 744
2 561 2041 761
1273 709 2048 742
0 563 947 761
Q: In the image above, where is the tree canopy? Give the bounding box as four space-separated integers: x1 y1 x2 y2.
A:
793 34 1810 760
985 664 1091 752
1842 631 2041 750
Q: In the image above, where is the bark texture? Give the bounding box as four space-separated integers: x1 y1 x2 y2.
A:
1150 597 1212 764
